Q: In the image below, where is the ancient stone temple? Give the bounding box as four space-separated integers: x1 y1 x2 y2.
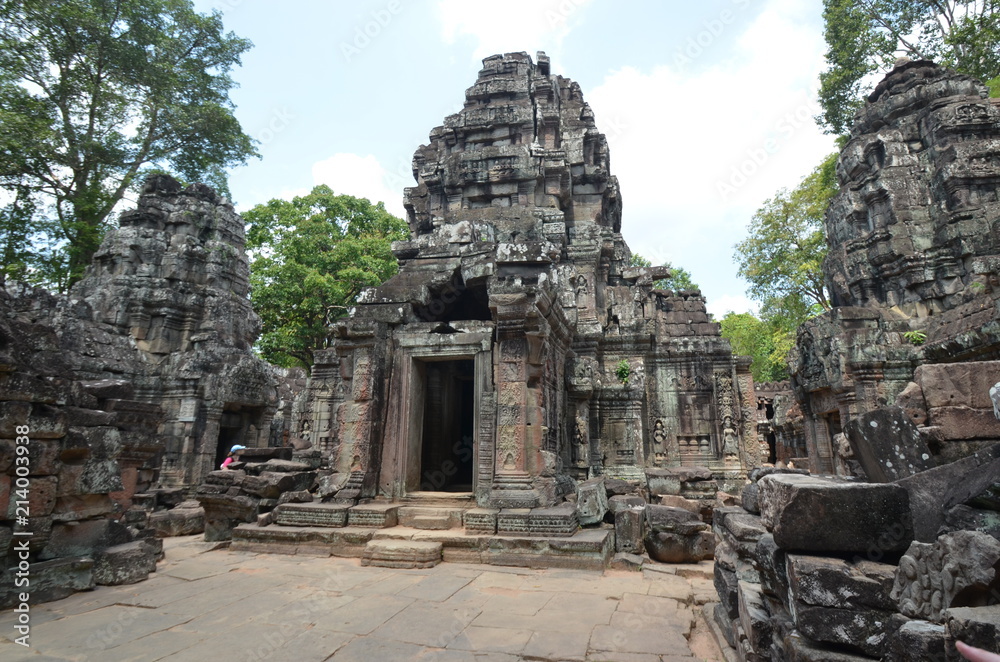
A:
788 60 1000 472
65 175 285 488
302 52 758 509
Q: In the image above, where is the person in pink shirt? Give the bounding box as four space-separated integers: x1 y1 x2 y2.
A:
220 444 246 470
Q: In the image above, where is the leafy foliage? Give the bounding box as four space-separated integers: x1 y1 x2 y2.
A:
819 0 1000 134
735 153 837 330
719 312 792 383
628 253 700 291
615 359 631 385
0 0 257 288
244 186 409 371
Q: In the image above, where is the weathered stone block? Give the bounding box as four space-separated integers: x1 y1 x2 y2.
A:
575 478 607 525
361 540 442 569
275 503 349 528
715 563 740 619
657 494 701 515
51 494 114 522
897 443 1000 542
758 473 913 554
644 505 713 563
946 605 1000 660
645 469 681 497
794 602 898 657
0 557 94 608
40 519 131 560
614 507 644 554
787 554 896 611
885 619 947 662
93 540 157 585
738 580 772 655
844 406 934 482
148 505 205 537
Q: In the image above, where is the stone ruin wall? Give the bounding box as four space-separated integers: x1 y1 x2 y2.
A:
301 52 759 510
1 175 300 605
786 60 1000 473
712 61 1000 661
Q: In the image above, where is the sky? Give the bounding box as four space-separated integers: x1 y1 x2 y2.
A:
193 0 838 318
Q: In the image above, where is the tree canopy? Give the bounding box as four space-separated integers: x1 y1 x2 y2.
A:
0 0 257 289
719 312 793 383
735 153 837 329
819 0 1000 134
629 254 700 291
244 186 409 372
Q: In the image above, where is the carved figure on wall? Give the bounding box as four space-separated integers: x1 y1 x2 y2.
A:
722 416 739 458
572 417 588 465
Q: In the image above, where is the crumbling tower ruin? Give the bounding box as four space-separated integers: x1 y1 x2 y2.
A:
303 52 759 508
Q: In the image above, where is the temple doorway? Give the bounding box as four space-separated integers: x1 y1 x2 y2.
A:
418 359 475 492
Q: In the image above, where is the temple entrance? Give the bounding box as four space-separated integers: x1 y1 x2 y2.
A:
213 410 245 472
418 359 475 492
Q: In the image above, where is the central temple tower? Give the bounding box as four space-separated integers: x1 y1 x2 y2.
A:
302 52 758 507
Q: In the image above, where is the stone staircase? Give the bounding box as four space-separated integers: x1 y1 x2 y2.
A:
230 499 613 570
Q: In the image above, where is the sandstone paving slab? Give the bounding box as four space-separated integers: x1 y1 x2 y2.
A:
397 573 474 602
541 590 621 619
585 650 671 661
158 620 315 662
27 605 193 658
478 587 553 615
0 643 76 662
410 650 520 662
523 629 590 661
446 624 534 654
589 610 693 656
343 570 426 597
310 593 413 635
645 573 696 603
517 573 649 597
439 584 494 610
467 569 528 590
370 603 481 647
261 627 355 662
160 558 235 581
327 633 427 661
154 574 284 616
80 625 201 662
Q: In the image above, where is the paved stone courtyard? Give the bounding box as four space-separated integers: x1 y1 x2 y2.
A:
0 535 723 662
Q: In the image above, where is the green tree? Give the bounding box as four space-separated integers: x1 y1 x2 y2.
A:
719 312 791 383
819 0 1000 135
628 254 700 291
0 0 257 288
735 153 838 331
244 186 409 371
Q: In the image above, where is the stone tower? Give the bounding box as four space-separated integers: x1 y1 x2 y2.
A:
304 52 757 507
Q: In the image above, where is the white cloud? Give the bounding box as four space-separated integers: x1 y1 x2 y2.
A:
311 153 406 217
706 294 758 320
586 0 837 309
436 0 593 61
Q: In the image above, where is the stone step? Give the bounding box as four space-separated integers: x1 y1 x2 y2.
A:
230 523 374 557
347 504 399 528
273 503 349 528
397 506 463 529
361 540 443 569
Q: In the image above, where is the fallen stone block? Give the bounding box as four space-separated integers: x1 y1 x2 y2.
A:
40 519 131 560
644 505 713 563
614 506 644 554
758 473 913 555
645 469 681 497
896 443 1000 542
148 505 205 537
844 406 934 482
274 503 349 528
946 605 1000 659
715 563 740 620
794 602 899 658
575 478 607 525
93 540 157 585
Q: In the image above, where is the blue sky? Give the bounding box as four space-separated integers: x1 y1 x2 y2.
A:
194 0 838 317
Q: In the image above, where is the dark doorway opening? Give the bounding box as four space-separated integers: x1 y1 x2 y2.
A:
419 359 475 492
214 410 246 472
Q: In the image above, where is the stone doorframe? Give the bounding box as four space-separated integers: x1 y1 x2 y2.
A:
379 328 494 500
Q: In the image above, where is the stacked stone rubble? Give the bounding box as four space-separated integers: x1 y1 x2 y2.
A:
304 52 757 518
